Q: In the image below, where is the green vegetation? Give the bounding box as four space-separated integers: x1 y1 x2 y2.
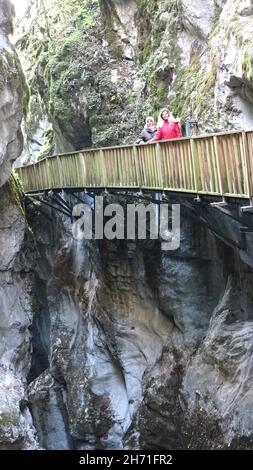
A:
243 51 253 84
168 54 217 117
18 0 253 151
16 56 30 119
0 415 14 426
37 129 55 160
18 0 139 149
137 0 181 114
29 294 38 313
136 0 156 14
58 0 98 27
9 172 36 244
0 49 29 118
18 0 152 150
9 171 25 218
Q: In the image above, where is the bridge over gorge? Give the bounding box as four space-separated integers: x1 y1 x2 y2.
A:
15 129 253 266
17 129 253 198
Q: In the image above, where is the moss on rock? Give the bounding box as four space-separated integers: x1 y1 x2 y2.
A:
17 0 145 154
17 0 253 153
0 415 15 426
137 0 181 115
0 48 29 118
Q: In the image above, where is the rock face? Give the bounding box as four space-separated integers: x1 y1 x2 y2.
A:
0 183 39 449
206 0 253 130
16 0 253 164
100 0 139 60
137 0 253 132
2 178 253 450
24 206 253 450
26 214 173 449
135 269 253 450
16 0 144 161
0 0 38 449
0 0 24 185
182 273 253 449
1 0 253 452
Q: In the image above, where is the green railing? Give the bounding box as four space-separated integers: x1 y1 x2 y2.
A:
16 129 253 199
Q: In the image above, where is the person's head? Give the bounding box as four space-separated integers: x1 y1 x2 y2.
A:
160 108 170 121
157 108 171 127
145 116 155 129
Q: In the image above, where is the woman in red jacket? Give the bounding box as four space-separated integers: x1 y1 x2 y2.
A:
150 108 181 142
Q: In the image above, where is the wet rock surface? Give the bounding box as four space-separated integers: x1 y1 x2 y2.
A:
1 0 253 451
0 1 38 449
0 0 24 185
24 208 253 450
0 185 39 449
16 0 253 166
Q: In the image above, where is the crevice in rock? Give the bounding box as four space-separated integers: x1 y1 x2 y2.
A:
226 75 253 106
27 273 50 384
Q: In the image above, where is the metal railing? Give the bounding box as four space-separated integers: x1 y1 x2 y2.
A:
16 129 253 199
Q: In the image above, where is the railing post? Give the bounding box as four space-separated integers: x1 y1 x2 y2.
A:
156 143 164 189
133 145 141 188
78 152 86 187
18 168 23 191
190 138 201 192
99 149 107 187
46 158 51 190
57 156 64 189
32 163 36 191
213 135 223 196
240 131 252 199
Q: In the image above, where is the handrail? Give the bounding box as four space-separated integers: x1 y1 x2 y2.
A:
15 128 253 167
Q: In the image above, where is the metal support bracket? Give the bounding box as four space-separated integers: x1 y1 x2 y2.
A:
240 199 253 214
210 197 228 207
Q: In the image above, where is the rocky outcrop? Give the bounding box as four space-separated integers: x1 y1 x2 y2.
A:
1 0 253 451
138 0 253 132
15 0 253 164
26 214 173 449
0 0 24 185
1 192 251 451
24 205 253 450
133 268 253 450
0 183 39 449
180 0 215 39
182 272 253 449
100 0 139 59
16 0 143 161
0 1 38 449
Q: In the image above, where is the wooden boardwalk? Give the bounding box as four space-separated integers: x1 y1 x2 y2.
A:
16 129 253 199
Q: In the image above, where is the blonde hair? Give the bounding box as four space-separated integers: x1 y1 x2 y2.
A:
157 107 180 126
157 108 170 127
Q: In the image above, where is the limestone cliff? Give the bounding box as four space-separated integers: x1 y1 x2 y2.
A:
0 0 25 185
16 0 144 160
1 0 253 451
0 0 38 449
25 208 253 449
16 0 253 163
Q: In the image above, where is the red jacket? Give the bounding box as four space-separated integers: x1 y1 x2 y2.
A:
153 120 181 141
